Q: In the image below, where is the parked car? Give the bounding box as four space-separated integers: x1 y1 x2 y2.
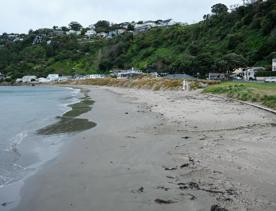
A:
265 77 276 83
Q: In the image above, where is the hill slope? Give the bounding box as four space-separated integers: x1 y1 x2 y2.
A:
0 0 275 79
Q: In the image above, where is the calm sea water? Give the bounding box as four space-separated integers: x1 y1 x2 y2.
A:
0 86 80 187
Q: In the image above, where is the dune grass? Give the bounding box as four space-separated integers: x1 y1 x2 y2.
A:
61 77 220 91
204 82 276 110
62 78 184 90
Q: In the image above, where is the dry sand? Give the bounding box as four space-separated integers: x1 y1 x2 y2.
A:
11 86 276 211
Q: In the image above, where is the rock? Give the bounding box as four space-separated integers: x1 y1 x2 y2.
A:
1 202 7 207
138 187 144 193
163 166 177 171
180 163 189 168
186 193 197 200
210 205 229 211
182 136 190 139
131 186 144 193
157 186 169 191
125 112 129 115
154 199 177 204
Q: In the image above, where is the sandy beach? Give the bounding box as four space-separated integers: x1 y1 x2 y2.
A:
11 86 276 211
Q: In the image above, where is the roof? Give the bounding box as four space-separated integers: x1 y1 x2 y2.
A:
165 74 194 79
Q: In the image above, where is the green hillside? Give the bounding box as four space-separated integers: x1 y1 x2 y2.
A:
0 0 275 79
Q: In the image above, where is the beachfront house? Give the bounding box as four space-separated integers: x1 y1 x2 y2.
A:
88 74 106 79
273 59 276 72
38 77 50 83
117 69 143 79
59 76 73 81
208 73 226 80
243 67 265 81
47 74 60 81
22 75 37 83
16 78 23 83
166 74 194 80
0 72 5 80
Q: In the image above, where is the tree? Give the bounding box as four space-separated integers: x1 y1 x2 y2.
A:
127 24 135 31
94 20 110 33
216 53 248 73
69 21 82 31
211 3 228 15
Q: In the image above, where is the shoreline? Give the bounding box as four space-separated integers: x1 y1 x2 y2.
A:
0 86 94 211
9 86 276 211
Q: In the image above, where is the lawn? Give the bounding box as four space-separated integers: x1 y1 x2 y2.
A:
204 82 276 110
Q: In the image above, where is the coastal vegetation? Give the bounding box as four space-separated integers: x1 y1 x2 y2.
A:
63 77 219 91
0 0 275 79
204 82 276 109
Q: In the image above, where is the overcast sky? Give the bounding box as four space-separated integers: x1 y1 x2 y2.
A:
1 0 241 34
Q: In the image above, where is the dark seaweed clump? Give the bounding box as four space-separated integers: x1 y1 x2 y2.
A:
37 94 96 135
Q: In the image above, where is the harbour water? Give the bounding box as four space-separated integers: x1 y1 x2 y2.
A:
0 86 81 210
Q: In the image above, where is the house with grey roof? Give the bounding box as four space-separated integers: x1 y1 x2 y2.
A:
0 72 5 80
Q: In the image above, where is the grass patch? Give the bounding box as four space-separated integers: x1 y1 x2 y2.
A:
204 82 276 110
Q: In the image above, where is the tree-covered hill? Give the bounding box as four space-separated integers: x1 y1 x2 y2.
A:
0 0 275 79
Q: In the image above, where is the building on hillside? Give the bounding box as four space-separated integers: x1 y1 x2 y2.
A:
47 74 60 81
88 24 96 30
52 29 64 36
273 59 276 72
22 76 37 83
97 32 108 38
119 22 131 29
208 73 226 80
66 30 81 36
32 35 44 45
85 29 97 38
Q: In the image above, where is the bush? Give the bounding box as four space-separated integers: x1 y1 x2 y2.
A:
255 71 276 77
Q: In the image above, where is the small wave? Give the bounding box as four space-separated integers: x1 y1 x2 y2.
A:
5 131 28 153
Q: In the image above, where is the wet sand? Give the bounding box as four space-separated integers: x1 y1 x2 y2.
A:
11 86 276 211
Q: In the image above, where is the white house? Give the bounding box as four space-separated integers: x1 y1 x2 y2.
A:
38 77 50 83
97 32 108 38
117 69 143 79
273 59 276 72
66 30 81 36
52 29 64 36
208 73 226 80
88 74 105 79
0 72 5 80
59 76 73 81
22 76 37 83
16 78 23 83
85 29 97 38
243 67 265 81
47 74 60 81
